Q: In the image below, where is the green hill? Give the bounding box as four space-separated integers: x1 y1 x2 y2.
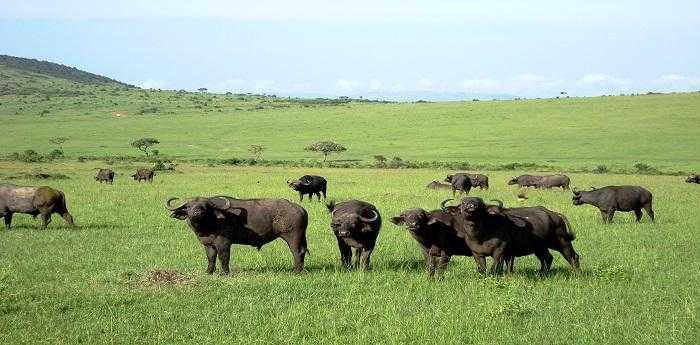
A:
1 56 699 172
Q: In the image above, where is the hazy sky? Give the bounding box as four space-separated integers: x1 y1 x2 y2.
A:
2 0 699 98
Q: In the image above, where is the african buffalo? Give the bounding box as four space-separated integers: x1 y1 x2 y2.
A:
447 173 489 189
572 186 654 223
0 184 75 229
686 175 700 184
94 168 115 184
508 174 570 189
426 181 452 190
132 168 154 183
444 174 471 196
166 196 309 274
443 197 579 275
391 208 471 277
326 200 381 270
287 175 327 201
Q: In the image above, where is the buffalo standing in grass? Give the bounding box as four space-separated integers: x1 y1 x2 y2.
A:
444 174 472 196
0 184 75 229
508 174 570 189
166 196 309 274
391 208 471 277
94 168 115 184
442 197 579 275
287 175 327 201
132 168 154 183
426 181 452 190
446 173 489 190
572 186 654 223
686 175 700 184
326 200 381 270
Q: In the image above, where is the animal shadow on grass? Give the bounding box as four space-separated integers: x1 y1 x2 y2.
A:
509 266 589 281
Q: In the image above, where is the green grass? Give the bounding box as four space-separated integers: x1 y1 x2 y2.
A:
0 162 697 344
1 61 699 172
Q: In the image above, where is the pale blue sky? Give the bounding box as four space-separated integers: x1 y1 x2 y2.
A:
1 0 699 99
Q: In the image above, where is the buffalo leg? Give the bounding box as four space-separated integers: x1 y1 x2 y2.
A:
607 209 616 223
299 193 303 202
3 213 11 229
215 239 232 275
321 189 326 200
600 210 609 223
634 209 643 222
491 248 505 275
353 248 362 268
434 253 450 278
315 192 321 201
535 249 553 275
204 245 217 274
281 232 306 273
473 255 487 274
426 253 437 277
39 210 52 229
505 256 515 274
359 248 373 271
644 203 655 222
336 237 352 268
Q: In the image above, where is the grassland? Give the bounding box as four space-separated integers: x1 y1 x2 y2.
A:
0 162 698 344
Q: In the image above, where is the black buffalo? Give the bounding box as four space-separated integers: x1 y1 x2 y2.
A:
94 168 115 184
508 174 570 189
686 175 700 184
447 173 489 189
443 197 579 275
426 181 452 190
166 196 309 274
132 168 154 183
326 200 381 270
287 175 327 201
391 208 471 277
572 186 654 223
444 174 472 196
0 184 76 229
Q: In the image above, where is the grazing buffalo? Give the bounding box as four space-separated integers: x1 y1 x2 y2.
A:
442 198 579 275
426 181 452 190
391 208 471 277
287 175 327 201
326 200 381 270
447 173 489 189
132 168 154 183
572 186 654 223
94 168 115 184
0 184 75 229
166 196 309 274
444 174 471 196
686 175 700 184
508 174 570 189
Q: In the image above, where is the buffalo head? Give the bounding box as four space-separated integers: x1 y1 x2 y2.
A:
287 179 310 191
507 177 518 185
390 208 429 232
444 175 454 183
328 203 379 237
165 196 244 221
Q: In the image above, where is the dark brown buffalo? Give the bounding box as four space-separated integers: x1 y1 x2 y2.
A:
132 168 154 183
0 184 75 229
95 168 115 184
447 173 489 189
326 200 381 270
686 175 700 184
426 181 452 190
444 174 471 196
391 208 471 277
443 197 579 275
572 186 654 223
166 196 309 274
508 174 570 189
287 175 327 201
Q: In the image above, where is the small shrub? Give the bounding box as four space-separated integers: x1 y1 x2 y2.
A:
47 149 64 159
634 162 660 174
594 165 609 174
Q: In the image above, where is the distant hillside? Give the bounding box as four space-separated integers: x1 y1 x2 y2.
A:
0 55 133 96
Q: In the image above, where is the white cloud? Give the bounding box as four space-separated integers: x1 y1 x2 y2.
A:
654 74 700 84
138 78 166 89
367 79 384 92
577 73 630 85
210 78 246 92
252 79 275 92
459 78 501 92
334 79 362 92
416 78 434 90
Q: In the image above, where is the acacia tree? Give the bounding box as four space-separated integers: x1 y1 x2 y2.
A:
248 144 266 160
131 138 160 156
304 141 347 162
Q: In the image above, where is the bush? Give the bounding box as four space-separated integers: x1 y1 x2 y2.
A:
47 149 64 159
634 162 660 174
594 165 609 174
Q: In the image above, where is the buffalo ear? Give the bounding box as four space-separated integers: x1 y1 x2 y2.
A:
427 217 451 227
390 216 405 225
486 205 502 215
444 206 459 215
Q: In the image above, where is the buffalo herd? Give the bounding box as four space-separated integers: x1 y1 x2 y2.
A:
5 170 698 278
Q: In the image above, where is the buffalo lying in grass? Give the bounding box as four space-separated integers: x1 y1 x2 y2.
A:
572 186 654 223
426 181 451 190
287 175 327 201
95 168 115 184
0 184 76 229
326 200 381 270
686 175 700 184
442 197 579 275
166 196 309 274
391 207 471 277
508 174 570 189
